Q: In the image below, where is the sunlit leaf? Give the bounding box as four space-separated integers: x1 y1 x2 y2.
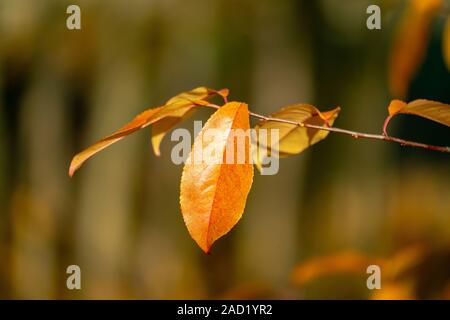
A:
149 87 228 126
389 0 443 98
149 87 227 156
253 104 340 171
69 87 225 176
384 99 450 134
180 102 253 253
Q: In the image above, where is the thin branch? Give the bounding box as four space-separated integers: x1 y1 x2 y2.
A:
203 103 450 153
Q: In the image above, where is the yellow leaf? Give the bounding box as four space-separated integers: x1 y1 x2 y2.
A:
389 0 443 98
149 87 222 156
253 104 340 171
69 87 225 176
387 99 450 127
444 17 450 71
180 102 254 253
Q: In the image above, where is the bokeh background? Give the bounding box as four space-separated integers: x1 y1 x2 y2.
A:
0 0 449 299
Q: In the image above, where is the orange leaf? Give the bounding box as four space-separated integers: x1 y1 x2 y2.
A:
389 0 443 98
69 87 225 176
150 87 222 156
180 102 254 253
69 107 162 177
387 99 408 115
385 99 450 131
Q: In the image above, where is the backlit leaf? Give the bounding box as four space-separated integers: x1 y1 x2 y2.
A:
385 99 450 133
253 104 340 171
69 87 225 176
370 281 416 300
180 102 254 253
389 0 443 98
149 87 227 156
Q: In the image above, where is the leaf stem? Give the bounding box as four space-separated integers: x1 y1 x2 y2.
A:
204 103 450 153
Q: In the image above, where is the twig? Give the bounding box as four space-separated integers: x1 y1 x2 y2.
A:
203 103 450 153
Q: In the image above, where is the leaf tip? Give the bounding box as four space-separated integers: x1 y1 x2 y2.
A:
190 235 212 254
68 160 78 177
202 245 212 254
388 99 407 115
152 143 162 157
218 88 229 97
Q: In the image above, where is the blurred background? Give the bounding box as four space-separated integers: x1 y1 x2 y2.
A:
0 0 449 299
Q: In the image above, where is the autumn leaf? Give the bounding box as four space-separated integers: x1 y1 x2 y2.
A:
389 0 443 98
253 104 340 171
383 99 450 135
69 107 162 177
444 17 450 71
151 87 229 156
180 102 253 253
69 87 226 176
291 251 382 286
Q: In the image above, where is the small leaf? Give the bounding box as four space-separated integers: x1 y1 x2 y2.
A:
443 17 450 71
69 87 225 176
385 99 450 132
253 104 340 171
388 0 443 98
180 102 254 253
151 111 196 156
